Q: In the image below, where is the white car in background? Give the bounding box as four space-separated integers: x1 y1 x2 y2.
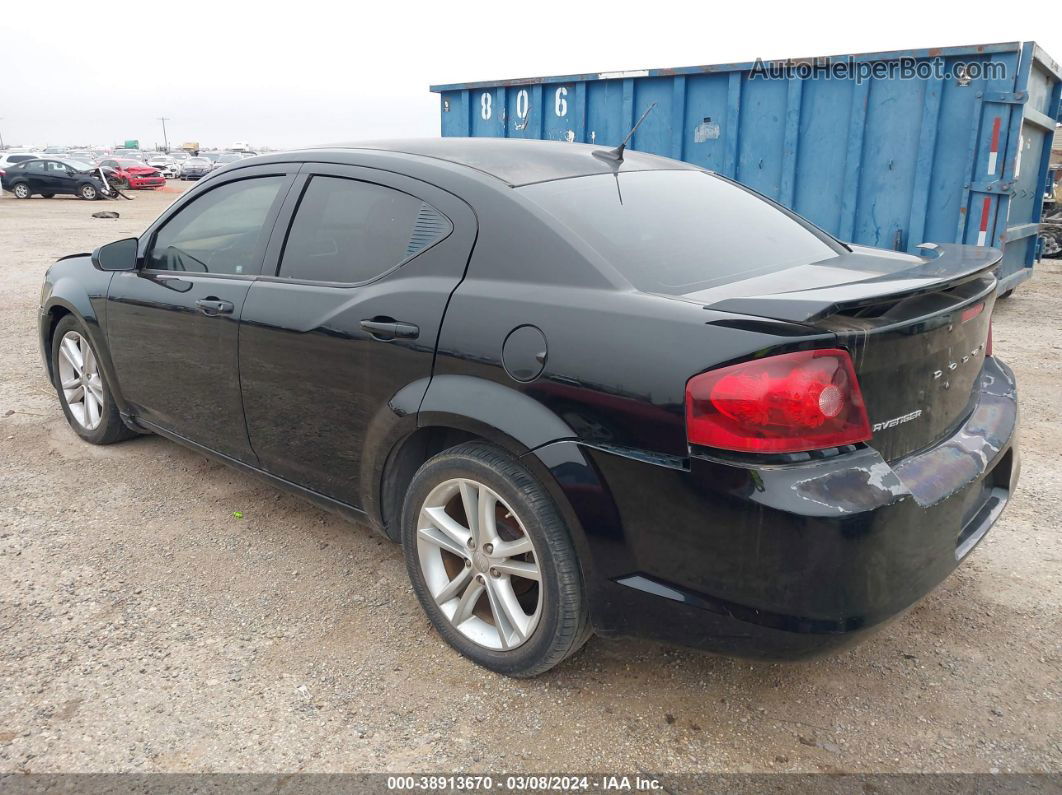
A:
0 152 43 169
146 154 180 179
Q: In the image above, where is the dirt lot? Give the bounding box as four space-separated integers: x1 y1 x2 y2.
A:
0 185 1059 775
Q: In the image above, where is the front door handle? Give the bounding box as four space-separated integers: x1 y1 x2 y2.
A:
360 318 420 341
195 298 235 316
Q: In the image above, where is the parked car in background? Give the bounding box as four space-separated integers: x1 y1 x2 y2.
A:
0 152 43 169
170 151 192 163
2 157 107 199
34 140 1019 677
178 157 213 180
212 153 245 171
146 154 180 179
42 146 69 155
95 158 165 190
112 150 145 162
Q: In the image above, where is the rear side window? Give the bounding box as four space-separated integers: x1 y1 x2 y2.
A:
26 161 46 172
519 170 842 295
147 176 286 275
278 176 450 284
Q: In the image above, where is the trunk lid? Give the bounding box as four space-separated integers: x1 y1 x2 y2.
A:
696 243 1001 461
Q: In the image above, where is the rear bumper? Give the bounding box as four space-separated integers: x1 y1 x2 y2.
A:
533 356 1019 659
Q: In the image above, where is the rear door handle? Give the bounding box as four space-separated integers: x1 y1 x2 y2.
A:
360 318 420 341
195 298 234 316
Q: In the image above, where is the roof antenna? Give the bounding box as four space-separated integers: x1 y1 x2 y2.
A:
593 102 657 164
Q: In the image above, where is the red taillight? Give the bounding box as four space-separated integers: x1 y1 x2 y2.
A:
685 349 872 453
960 302 984 323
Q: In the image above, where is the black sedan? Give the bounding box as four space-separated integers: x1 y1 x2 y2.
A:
36 140 1018 676
3 158 108 200
179 157 214 180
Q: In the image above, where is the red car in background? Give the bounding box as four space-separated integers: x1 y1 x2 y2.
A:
95 157 166 190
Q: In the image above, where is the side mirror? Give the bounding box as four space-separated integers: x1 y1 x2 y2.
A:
92 237 138 271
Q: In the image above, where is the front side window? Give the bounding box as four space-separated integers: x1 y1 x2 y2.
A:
277 175 450 284
146 176 285 275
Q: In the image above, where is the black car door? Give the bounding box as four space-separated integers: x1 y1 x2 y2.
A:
105 165 297 462
44 160 77 195
23 160 48 192
238 163 476 507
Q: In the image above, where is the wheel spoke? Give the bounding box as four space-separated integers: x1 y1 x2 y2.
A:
61 338 83 373
458 481 479 543
417 526 468 559
82 341 96 375
485 578 529 649
433 566 472 604
61 376 81 390
493 559 540 581
423 506 472 552
492 536 534 558
85 389 101 426
478 486 498 545
452 578 484 625
67 385 84 404
87 375 105 405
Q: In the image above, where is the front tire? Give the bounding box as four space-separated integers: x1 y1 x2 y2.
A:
50 315 135 445
79 183 98 200
12 183 30 199
401 442 590 677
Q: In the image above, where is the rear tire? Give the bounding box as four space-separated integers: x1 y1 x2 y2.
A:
401 442 591 677
12 183 30 199
50 315 136 445
999 288 1015 300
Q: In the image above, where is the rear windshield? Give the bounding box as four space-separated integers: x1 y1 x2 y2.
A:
519 170 842 294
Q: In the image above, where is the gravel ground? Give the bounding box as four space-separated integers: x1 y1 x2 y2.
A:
0 186 1059 774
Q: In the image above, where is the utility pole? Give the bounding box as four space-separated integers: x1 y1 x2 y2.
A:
0 118 5 150
158 116 170 152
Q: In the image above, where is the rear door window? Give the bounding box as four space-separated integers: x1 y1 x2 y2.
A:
277 175 450 284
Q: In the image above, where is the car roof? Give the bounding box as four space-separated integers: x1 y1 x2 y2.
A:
309 138 698 187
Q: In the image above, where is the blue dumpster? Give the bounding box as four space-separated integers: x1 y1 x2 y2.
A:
431 41 1062 293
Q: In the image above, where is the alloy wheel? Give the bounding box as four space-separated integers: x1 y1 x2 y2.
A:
13 184 29 199
57 331 105 430
80 185 97 200
416 478 542 650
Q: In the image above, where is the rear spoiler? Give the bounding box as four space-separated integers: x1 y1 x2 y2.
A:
706 244 1003 323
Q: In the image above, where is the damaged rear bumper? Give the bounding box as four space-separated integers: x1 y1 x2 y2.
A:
555 356 1019 659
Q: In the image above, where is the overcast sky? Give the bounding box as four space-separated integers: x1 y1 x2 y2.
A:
2 0 1056 149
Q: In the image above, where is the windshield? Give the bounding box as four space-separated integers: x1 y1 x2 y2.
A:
519 170 843 295
187 158 209 165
